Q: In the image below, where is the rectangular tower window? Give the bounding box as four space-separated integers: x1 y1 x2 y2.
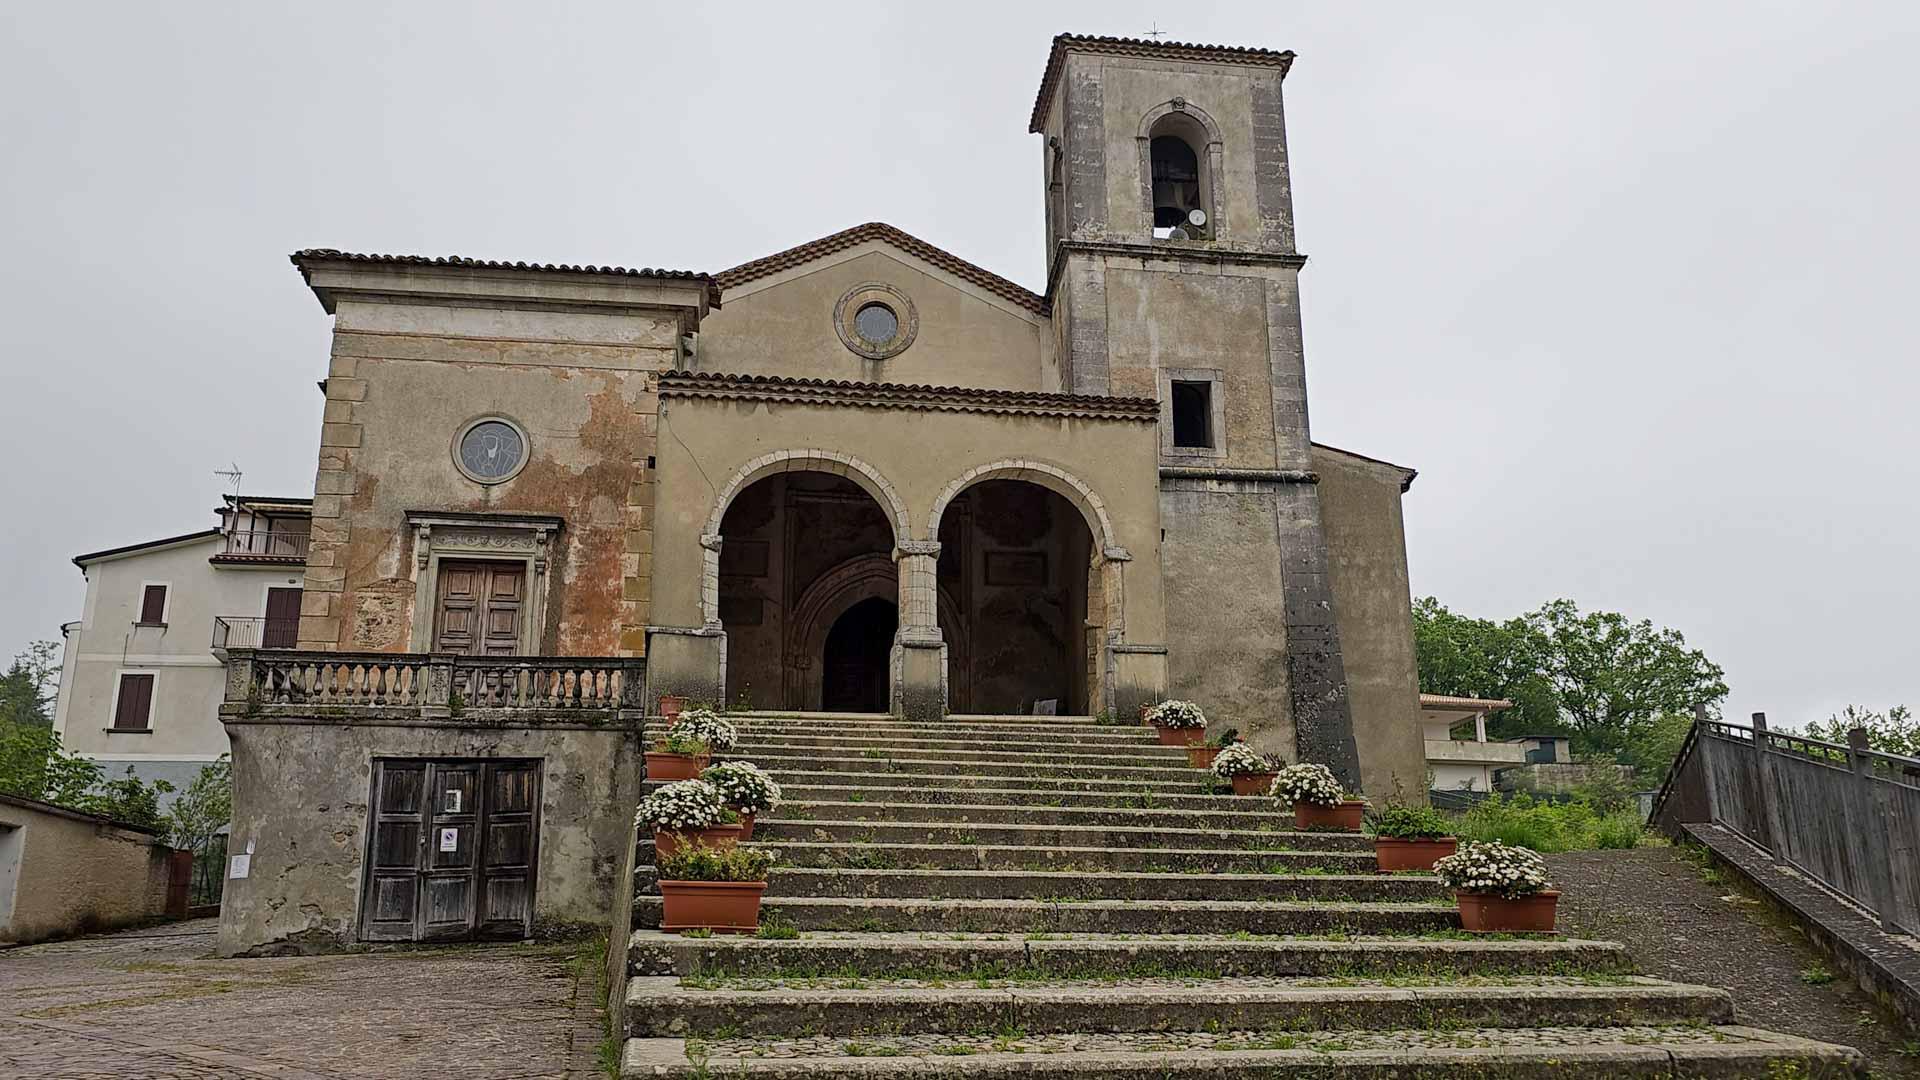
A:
138 584 168 624
1171 381 1213 448
114 673 155 730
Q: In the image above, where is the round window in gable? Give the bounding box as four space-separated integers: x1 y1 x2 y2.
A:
834 282 918 360
452 416 529 485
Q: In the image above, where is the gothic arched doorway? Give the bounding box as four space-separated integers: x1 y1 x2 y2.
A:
821 597 897 713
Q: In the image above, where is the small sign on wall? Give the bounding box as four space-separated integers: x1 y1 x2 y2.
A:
445 789 461 813
439 827 459 853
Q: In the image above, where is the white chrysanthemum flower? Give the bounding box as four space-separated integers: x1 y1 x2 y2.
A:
670 707 739 752
635 779 727 831
701 760 782 814
1210 742 1277 778
1270 762 1346 807
1143 700 1207 729
1431 841 1552 898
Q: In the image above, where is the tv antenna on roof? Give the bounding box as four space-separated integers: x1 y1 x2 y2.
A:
1143 22 1168 40
214 463 243 496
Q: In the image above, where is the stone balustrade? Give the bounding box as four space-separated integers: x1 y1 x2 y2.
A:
221 649 647 717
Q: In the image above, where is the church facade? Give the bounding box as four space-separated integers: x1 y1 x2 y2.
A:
286 34 1424 794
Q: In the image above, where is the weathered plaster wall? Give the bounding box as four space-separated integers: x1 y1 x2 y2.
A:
216 715 642 956
698 249 1056 391
1314 446 1426 800
0 797 172 944
301 292 678 658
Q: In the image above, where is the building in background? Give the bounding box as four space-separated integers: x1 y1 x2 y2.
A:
1418 693 1578 794
52 495 309 794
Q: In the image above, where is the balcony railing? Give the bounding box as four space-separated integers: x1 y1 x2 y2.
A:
215 530 310 561
212 616 300 654
222 649 646 715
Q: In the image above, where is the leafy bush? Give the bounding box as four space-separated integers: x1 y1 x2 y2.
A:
656 842 776 882
1450 793 1644 853
652 730 709 755
1143 700 1206 729
635 780 727 831
1372 803 1454 841
1209 742 1277 779
1271 762 1347 807
1432 840 1552 898
701 761 782 814
671 708 739 752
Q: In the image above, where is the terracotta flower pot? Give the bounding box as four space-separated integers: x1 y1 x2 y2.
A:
1456 889 1560 933
658 879 767 934
1153 723 1204 747
1187 745 1222 769
645 750 710 781
658 694 688 719
651 824 742 860
1375 836 1458 873
1230 771 1278 796
736 813 756 840
1293 799 1367 830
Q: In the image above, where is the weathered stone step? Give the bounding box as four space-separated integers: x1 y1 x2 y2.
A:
775 800 1299 831
621 1025 1861 1078
624 974 1731 1038
740 868 1443 903
729 711 1106 726
772 784 1247 811
738 841 1375 874
730 733 1183 759
750 818 1367 853
743 770 1218 797
743 751 1201 783
633 896 1457 935
629 930 1634 980
729 720 1161 744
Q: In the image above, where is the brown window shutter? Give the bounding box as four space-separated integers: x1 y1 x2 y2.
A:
139 585 167 624
115 674 155 730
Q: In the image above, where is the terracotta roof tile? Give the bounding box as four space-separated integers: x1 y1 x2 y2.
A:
1029 33 1296 133
715 223 1048 315
290 249 722 305
658 371 1157 421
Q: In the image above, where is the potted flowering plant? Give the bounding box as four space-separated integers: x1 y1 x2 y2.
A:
1142 700 1207 747
673 706 739 754
644 728 710 781
656 842 777 934
1271 762 1367 830
636 779 741 859
1186 727 1239 769
1371 803 1459 872
1209 741 1282 795
1431 840 1559 932
701 760 782 839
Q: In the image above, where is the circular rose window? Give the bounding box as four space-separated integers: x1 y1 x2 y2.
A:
834 283 917 360
453 417 528 484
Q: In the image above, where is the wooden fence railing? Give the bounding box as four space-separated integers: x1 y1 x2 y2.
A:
223 650 647 714
1655 713 1920 935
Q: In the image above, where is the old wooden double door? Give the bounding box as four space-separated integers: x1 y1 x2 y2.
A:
359 758 540 942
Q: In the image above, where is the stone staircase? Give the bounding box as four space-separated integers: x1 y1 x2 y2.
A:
620 712 1862 1077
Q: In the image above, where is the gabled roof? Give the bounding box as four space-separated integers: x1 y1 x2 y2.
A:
1029 33 1297 133
659 372 1158 422
73 529 221 568
715 223 1049 316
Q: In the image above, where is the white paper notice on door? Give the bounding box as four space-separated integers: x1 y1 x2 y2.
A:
445 789 461 813
228 853 251 879
439 827 459 853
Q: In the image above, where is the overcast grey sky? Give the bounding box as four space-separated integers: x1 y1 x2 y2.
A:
1 3 1913 727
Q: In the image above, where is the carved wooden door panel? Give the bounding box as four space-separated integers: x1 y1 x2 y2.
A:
434 561 525 656
359 758 541 943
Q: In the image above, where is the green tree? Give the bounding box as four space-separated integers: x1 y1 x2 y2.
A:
1802 705 1917 756
1413 597 1728 777
165 755 232 851
0 640 60 729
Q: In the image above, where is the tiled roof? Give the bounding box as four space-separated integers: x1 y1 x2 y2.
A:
290 249 722 305
72 529 221 567
658 371 1158 422
1419 693 1516 712
1029 33 1297 133
714 223 1049 315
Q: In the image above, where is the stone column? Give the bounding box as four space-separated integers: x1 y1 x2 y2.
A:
892 540 946 720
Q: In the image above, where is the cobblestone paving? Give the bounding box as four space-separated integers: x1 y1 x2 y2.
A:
0 920 606 1079
694 1023 1755 1059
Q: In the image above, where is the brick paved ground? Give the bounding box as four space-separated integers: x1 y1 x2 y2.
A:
0 919 610 1079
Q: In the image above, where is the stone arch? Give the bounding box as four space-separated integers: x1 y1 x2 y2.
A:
1137 98 1226 240
927 460 1124 560
781 552 964 710
699 450 909 626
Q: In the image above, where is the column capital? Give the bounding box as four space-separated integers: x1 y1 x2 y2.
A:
894 540 941 559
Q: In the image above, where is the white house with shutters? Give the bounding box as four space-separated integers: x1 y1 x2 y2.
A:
51 495 310 796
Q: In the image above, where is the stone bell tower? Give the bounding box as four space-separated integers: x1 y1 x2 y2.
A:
1032 34 1363 787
